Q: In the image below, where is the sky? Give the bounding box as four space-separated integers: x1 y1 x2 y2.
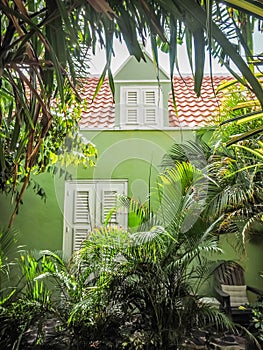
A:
89 32 263 76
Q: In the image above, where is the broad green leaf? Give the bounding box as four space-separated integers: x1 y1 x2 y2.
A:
231 101 260 111
0 140 5 171
220 109 263 125
169 17 178 115
92 65 107 102
108 68 115 101
10 117 20 152
150 34 160 83
185 28 193 74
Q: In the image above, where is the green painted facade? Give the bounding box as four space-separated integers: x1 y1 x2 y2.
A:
0 129 194 251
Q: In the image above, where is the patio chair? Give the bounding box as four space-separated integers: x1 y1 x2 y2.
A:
213 260 263 326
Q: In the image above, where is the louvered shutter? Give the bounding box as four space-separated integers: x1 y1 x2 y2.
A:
96 182 128 228
73 227 89 251
143 90 158 124
102 190 118 224
72 189 93 250
144 91 156 104
126 90 139 124
145 109 157 124
127 91 138 104
63 182 95 257
74 190 91 224
127 109 139 124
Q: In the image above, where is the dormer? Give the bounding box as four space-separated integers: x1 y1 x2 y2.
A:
114 51 170 129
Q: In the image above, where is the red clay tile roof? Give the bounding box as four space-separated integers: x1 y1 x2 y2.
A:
169 75 231 127
78 79 115 129
78 75 231 129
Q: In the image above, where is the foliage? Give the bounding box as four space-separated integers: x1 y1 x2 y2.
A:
162 71 263 245
206 80 263 241
211 77 263 145
251 300 263 343
0 250 61 349
0 0 100 227
0 228 17 276
1 82 97 188
162 139 263 252
0 73 97 227
0 1 263 347
0 228 18 310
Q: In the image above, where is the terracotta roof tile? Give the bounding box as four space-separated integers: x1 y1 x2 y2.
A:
78 78 115 129
168 75 232 127
78 75 232 129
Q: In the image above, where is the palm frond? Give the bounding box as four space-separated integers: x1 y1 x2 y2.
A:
162 140 210 169
217 0 263 19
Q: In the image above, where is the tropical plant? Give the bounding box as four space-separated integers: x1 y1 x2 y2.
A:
250 300 263 345
205 79 263 242
162 109 263 249
0 228 17 283
212 76 263 145
0 227 18 317
0 249 66 349
1 157 243 349
0 234 135 349
0 162 235 349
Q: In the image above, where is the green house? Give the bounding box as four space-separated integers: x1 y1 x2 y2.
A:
1 53 262 290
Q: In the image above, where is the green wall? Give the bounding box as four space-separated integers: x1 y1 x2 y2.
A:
0 129 193 251
78 129 194 200
0 172 65 252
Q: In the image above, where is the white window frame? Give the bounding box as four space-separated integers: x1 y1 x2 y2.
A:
63 179 128 258
120 86 163 128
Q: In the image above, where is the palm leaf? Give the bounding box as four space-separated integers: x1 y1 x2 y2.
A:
178 0 263 107
226 124 263 145
219 0 263 19
193 27 205 96
162 140 210 169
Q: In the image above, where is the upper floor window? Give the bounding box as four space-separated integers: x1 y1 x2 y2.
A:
120 86 163 128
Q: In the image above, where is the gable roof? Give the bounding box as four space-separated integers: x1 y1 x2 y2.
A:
79 75 231 129
114 51 170 81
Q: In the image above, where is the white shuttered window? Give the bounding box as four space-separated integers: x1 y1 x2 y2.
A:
120 86 162 128
63 180 128 257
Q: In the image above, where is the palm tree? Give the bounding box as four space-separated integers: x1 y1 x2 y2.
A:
162 119 263 248
202 81 263 242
